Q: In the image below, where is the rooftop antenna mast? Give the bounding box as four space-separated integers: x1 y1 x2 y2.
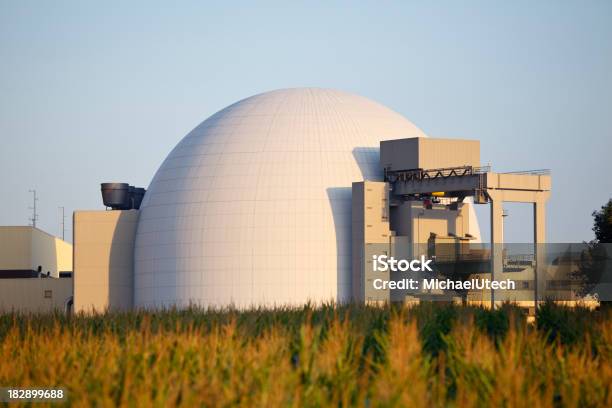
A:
59 206 65 240
28 189 38 228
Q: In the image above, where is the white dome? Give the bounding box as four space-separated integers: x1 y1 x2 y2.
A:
134 88 464 308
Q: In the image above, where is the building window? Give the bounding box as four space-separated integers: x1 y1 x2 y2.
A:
44 290 52 299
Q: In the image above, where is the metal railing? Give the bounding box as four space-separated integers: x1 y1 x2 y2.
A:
385 165 491 183
430 252 535 264
501 169 551 176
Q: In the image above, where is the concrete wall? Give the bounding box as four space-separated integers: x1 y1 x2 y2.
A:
31 229 73 277
353 182 477 304
0 227 31 271
0 226 72 278
0 277 73 313
486 173 552 192
380 137 480 171
352 182 365 302
390 201 470 244
73 210 138 313
352 181 392 303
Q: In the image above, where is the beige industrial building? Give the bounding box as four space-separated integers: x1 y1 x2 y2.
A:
73 210 138 313
4 86 603 314
0 226 73 313
0 214 140 314
1 135 576 313
0 212 139 314
0 226 72 278
15 133 605 315
352 137 554 307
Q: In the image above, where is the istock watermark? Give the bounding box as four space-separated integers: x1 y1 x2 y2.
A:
372 255 433 272
370 254 516 294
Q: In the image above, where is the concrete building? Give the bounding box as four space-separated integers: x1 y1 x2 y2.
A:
73 210 138 313
0 226 72 278
133 88 481 308
0 226 73 313
7 88 598 314
352 136 553 306
351 181 392 303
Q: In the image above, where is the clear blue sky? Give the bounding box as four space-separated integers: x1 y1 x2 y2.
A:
1 0 610 243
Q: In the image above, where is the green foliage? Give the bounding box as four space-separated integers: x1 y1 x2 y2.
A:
592 198 612 243
474 305 511 343
417 303 457 356
569 197 612 301
536 301 593 346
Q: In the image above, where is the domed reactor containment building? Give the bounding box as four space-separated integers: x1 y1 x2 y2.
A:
135 88 451 308
68 88 552 312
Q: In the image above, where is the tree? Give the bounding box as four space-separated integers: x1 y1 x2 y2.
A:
592 198 612 243
570 198 612 302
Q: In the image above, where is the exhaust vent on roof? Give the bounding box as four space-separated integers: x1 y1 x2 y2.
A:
101 183 146 210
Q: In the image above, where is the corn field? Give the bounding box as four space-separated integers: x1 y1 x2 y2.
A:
0 302 610 407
